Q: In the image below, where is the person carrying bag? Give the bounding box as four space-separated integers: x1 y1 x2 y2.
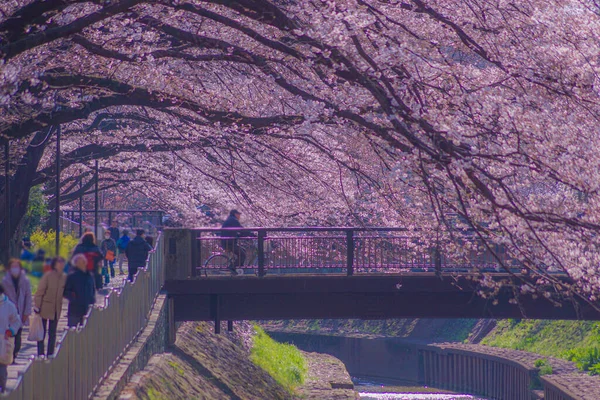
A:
101 231 117 285
0 284 22 392
33 257 67 357
27 314 44 342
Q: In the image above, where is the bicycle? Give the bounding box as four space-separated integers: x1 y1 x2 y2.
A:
202 243 257 277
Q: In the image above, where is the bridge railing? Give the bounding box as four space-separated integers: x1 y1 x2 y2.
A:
5 233 164 400
194 227 520 276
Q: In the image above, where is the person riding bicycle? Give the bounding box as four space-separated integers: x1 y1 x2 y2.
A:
220 209 254 274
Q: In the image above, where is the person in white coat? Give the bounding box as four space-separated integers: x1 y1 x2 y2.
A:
0 283 21 392
2 259 32 360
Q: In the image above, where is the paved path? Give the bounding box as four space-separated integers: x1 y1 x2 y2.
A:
6 272 129 391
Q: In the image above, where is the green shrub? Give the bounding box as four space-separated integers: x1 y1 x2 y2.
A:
250 325 307 392
30 229 79 259
565 347 600 375
534 359 553 375
539 365 553 375
534 358 546 368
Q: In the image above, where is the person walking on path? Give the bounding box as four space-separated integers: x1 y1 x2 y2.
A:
72 232 104 290
63 254 95 327
0 284 21 392
33 257 67 357
116 230 130 275
108 221 120 243
1 259 32 360
101 231 117 284
125 229 152 282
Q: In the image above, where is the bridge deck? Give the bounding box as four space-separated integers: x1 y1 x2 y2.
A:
164 274 600 322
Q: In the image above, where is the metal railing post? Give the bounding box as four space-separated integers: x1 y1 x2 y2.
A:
346 230 354 276
257 229 266 277
434 244 442 278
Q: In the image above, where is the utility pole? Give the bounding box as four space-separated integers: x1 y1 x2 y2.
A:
79 178 83 237
4 140 10 265
55 125 61 257
94 160 99 239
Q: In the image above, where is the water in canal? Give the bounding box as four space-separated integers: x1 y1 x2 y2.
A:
355 378 487 400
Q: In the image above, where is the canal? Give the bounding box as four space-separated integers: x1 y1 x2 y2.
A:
354 378 486 400
268 332 494 399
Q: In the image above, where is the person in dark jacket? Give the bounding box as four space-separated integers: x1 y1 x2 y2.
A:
220 209 254 273
116 230 130 275
101 231 117 284
108 221 120 243
125 229 152 282
72 232 104 290
63 254 96 327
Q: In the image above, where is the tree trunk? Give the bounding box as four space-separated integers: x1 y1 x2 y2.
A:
0 129 50 263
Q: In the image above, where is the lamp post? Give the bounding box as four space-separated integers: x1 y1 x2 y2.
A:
94 160 99 238
55 125 61 257
4 140 10 265
79 178 83 237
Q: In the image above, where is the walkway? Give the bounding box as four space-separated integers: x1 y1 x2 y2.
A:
6 272 129 391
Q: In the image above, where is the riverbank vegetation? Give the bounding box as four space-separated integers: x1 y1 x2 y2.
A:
251 326 307 393
482 320 600 375
29 229 78 259
262 319 478 342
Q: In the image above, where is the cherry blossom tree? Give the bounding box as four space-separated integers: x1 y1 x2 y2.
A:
2 0 600 308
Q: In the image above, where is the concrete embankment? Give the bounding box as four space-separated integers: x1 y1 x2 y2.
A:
268 331 600 400
298 351 358 400
119 321 289 399
118 322 357 399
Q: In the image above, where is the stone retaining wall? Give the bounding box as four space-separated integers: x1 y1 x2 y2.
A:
92 294 171 400
298 352 359 400
421 342 600 400
541 373 600 400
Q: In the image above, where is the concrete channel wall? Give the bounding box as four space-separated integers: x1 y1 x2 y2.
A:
419 345 536 400
269 331 582 400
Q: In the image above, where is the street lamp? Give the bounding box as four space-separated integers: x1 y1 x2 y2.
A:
55 125 61 256
4 139 10 265
94 159 99 238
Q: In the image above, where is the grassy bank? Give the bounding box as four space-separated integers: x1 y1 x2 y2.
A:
120 322 291 400
482 320 600 374
262 318 478 342
251 325 307 392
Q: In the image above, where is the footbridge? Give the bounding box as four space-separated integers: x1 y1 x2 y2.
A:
6 227 597 399
163 228 600 331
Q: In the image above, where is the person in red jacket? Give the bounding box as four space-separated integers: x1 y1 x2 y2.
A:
72 232 104 290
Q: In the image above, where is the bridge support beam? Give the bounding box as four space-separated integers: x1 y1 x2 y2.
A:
167 296 177 346
211 294 221 334
165 275 600 321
